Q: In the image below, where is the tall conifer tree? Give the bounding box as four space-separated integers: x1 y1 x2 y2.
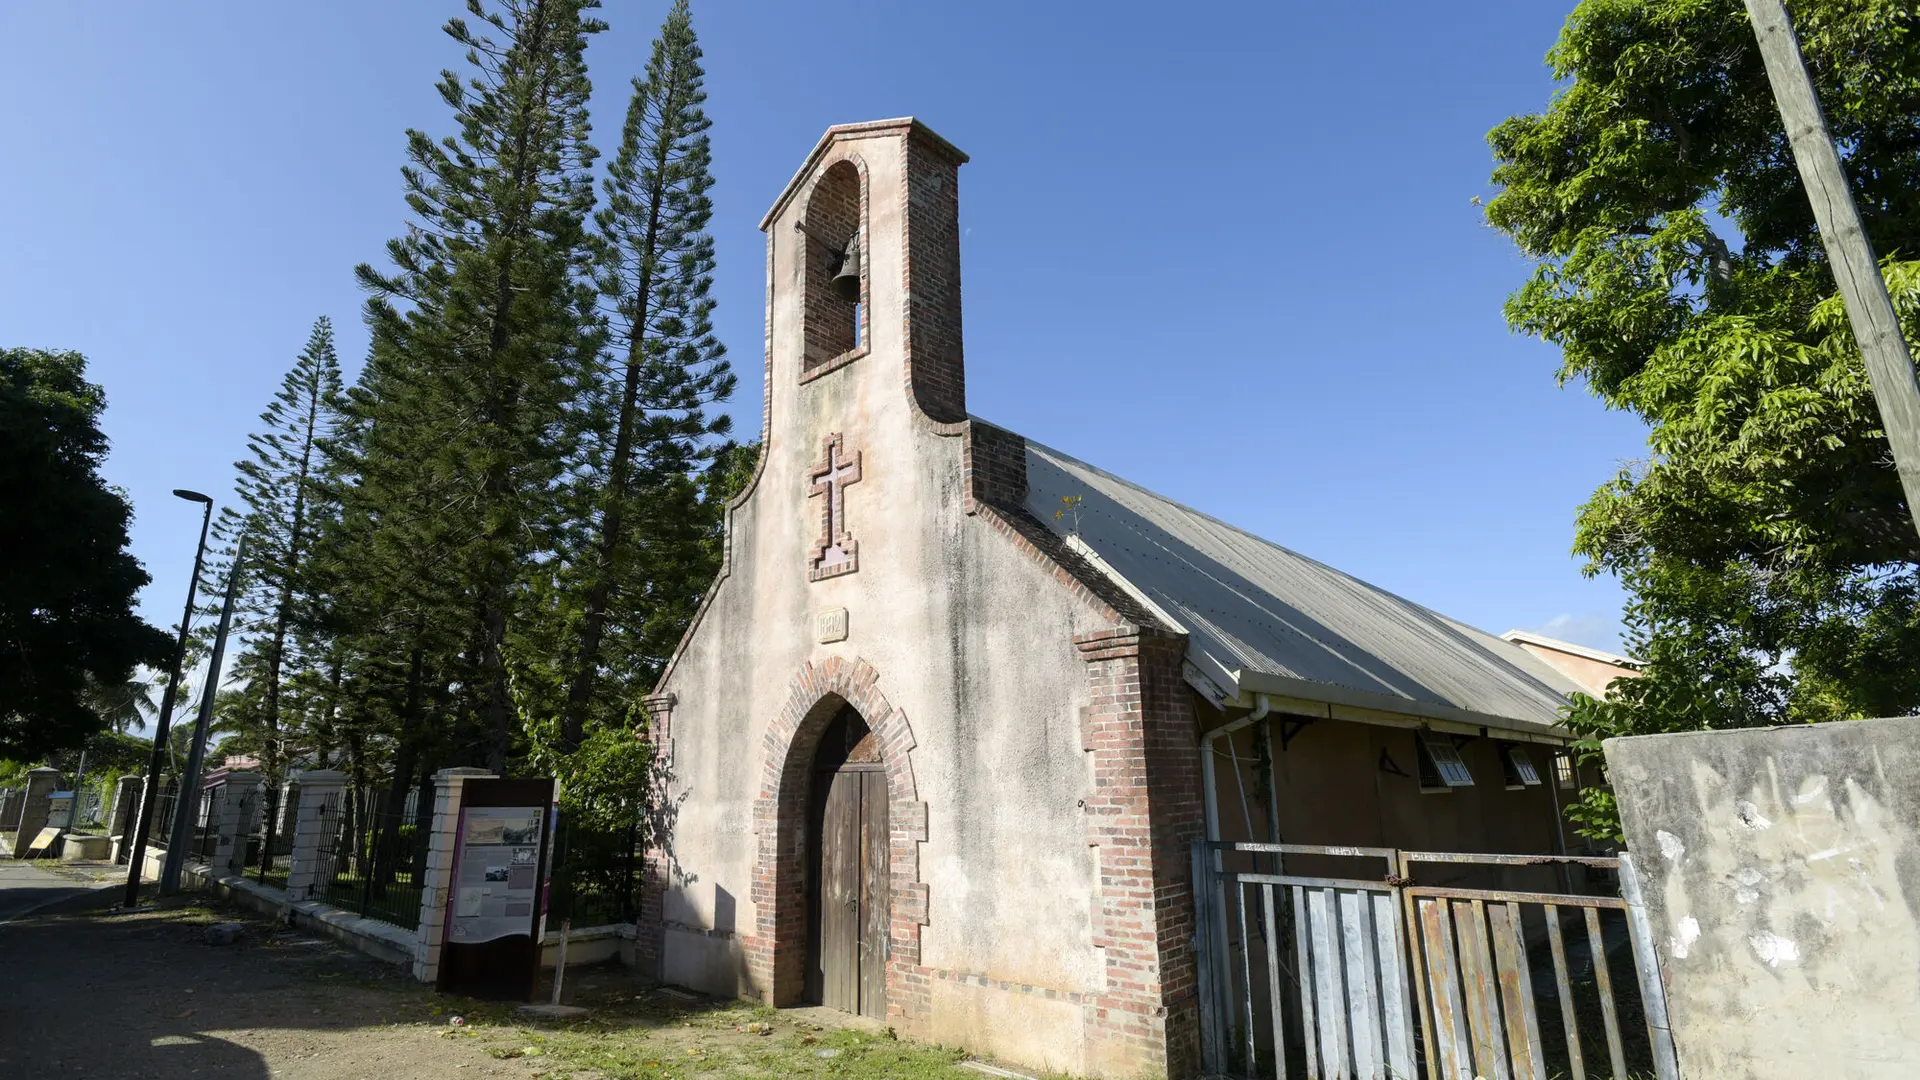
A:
213 317 345 793
560 0 731 748
356 0 606 771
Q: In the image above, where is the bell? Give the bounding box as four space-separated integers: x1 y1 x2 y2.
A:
830 234 861 302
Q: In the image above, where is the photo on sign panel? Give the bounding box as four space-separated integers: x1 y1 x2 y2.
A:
465 818 506 845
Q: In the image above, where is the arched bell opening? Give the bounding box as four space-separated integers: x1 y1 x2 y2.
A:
803 703 890 1018
801 158 865 371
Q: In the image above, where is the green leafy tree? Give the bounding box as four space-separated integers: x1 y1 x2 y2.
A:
1486 0 1920 835
558 0 733 749
356 0 607 772
0 349 172 759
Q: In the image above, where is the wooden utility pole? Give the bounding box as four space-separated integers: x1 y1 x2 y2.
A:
1745 0 1920 540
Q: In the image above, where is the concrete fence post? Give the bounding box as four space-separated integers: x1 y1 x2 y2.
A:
211 771 263 876
108 774 144 863
412 767 495 983
275 780 299 856
285 769 347 901
8 768 61 858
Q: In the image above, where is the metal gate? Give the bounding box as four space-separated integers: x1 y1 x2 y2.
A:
1195 842 1680 1080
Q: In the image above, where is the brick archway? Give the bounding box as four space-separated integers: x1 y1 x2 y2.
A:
750 656 929 1023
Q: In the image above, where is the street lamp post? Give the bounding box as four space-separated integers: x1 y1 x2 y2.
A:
122 489 215 907
162 536 245 894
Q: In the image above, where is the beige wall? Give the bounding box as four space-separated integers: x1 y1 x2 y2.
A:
656 128 1122 1076
1510 640 1638 698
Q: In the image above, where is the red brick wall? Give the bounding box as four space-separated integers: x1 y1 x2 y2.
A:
1075 629 1205 1078
961 420 1028 512
634 693 677 982
802 159 863 372
901 133 966 424
746 657 931 1028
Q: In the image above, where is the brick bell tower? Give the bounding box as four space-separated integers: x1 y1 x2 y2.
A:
758 118 970 429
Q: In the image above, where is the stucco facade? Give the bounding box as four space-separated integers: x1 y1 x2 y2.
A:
646 120 1200 1078
646 118 1594 1079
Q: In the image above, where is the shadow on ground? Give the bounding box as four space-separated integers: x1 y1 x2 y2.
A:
0 889 535 1080
0 889 1000 1080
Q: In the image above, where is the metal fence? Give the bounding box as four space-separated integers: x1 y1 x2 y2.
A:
309 781 431 930
74 787 104 829
252 781 296 888
145 777 181 851
1195 842 1681 1080
194 785 223 862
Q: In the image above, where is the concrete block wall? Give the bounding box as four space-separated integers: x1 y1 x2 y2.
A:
9 768 60 857
108 774 142 842
1607 716 1920 1079
211 772 263 876
285 770 347 901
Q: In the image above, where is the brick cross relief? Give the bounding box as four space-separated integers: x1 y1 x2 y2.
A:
808 433 862 582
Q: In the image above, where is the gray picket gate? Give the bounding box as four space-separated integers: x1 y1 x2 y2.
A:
1194 842 1680 1080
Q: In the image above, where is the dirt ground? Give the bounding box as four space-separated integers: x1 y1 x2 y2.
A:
0 881 1038 1080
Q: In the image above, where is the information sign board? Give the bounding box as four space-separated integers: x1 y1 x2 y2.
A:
437 777 554 1000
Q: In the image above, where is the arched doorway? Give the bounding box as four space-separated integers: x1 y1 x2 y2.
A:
805 703 889 1018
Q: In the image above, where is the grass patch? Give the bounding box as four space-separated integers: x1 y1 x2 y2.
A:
434 988 1061 1080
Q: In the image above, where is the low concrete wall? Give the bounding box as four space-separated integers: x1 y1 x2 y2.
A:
164 853 637 976
169 858 420 968
1606 716 1920 1079
538 923 636 970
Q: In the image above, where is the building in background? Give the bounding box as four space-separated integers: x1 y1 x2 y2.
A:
1500 630 1640 698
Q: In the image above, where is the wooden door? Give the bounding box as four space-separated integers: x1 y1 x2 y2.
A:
857 770 890 1019
819 767 862 1012
808 707 891 1017
813 763 889 1018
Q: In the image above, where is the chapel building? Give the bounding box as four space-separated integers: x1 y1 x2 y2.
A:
636 118 1591 1079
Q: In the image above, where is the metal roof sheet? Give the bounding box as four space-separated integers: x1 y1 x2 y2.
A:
1019 438 1583 734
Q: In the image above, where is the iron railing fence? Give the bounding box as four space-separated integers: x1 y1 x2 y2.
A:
193 785 223 862
547 813 640 927
73 787 105 829
144 777 181 851
312 780 432 930
253 780 296 889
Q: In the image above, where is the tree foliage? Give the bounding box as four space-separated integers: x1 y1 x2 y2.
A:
209 317 345 787
556 0 733 750
0 349 172 760
43 2 751 911
354 0 607 773
1487 0 1920 832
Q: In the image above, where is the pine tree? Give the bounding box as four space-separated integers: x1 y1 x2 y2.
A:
560 0 732 749
212 317 345 796
356 0 606 771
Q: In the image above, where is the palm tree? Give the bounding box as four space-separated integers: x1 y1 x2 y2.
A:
85 674 157 736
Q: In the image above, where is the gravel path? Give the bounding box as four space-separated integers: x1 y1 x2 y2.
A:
0 888 533 1080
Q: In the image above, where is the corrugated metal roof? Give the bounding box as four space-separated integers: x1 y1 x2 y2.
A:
1020 439 1583 734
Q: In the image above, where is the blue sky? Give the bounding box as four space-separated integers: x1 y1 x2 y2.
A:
0 1 1645 660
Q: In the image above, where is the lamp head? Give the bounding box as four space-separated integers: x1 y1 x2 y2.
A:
172 489 212 504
